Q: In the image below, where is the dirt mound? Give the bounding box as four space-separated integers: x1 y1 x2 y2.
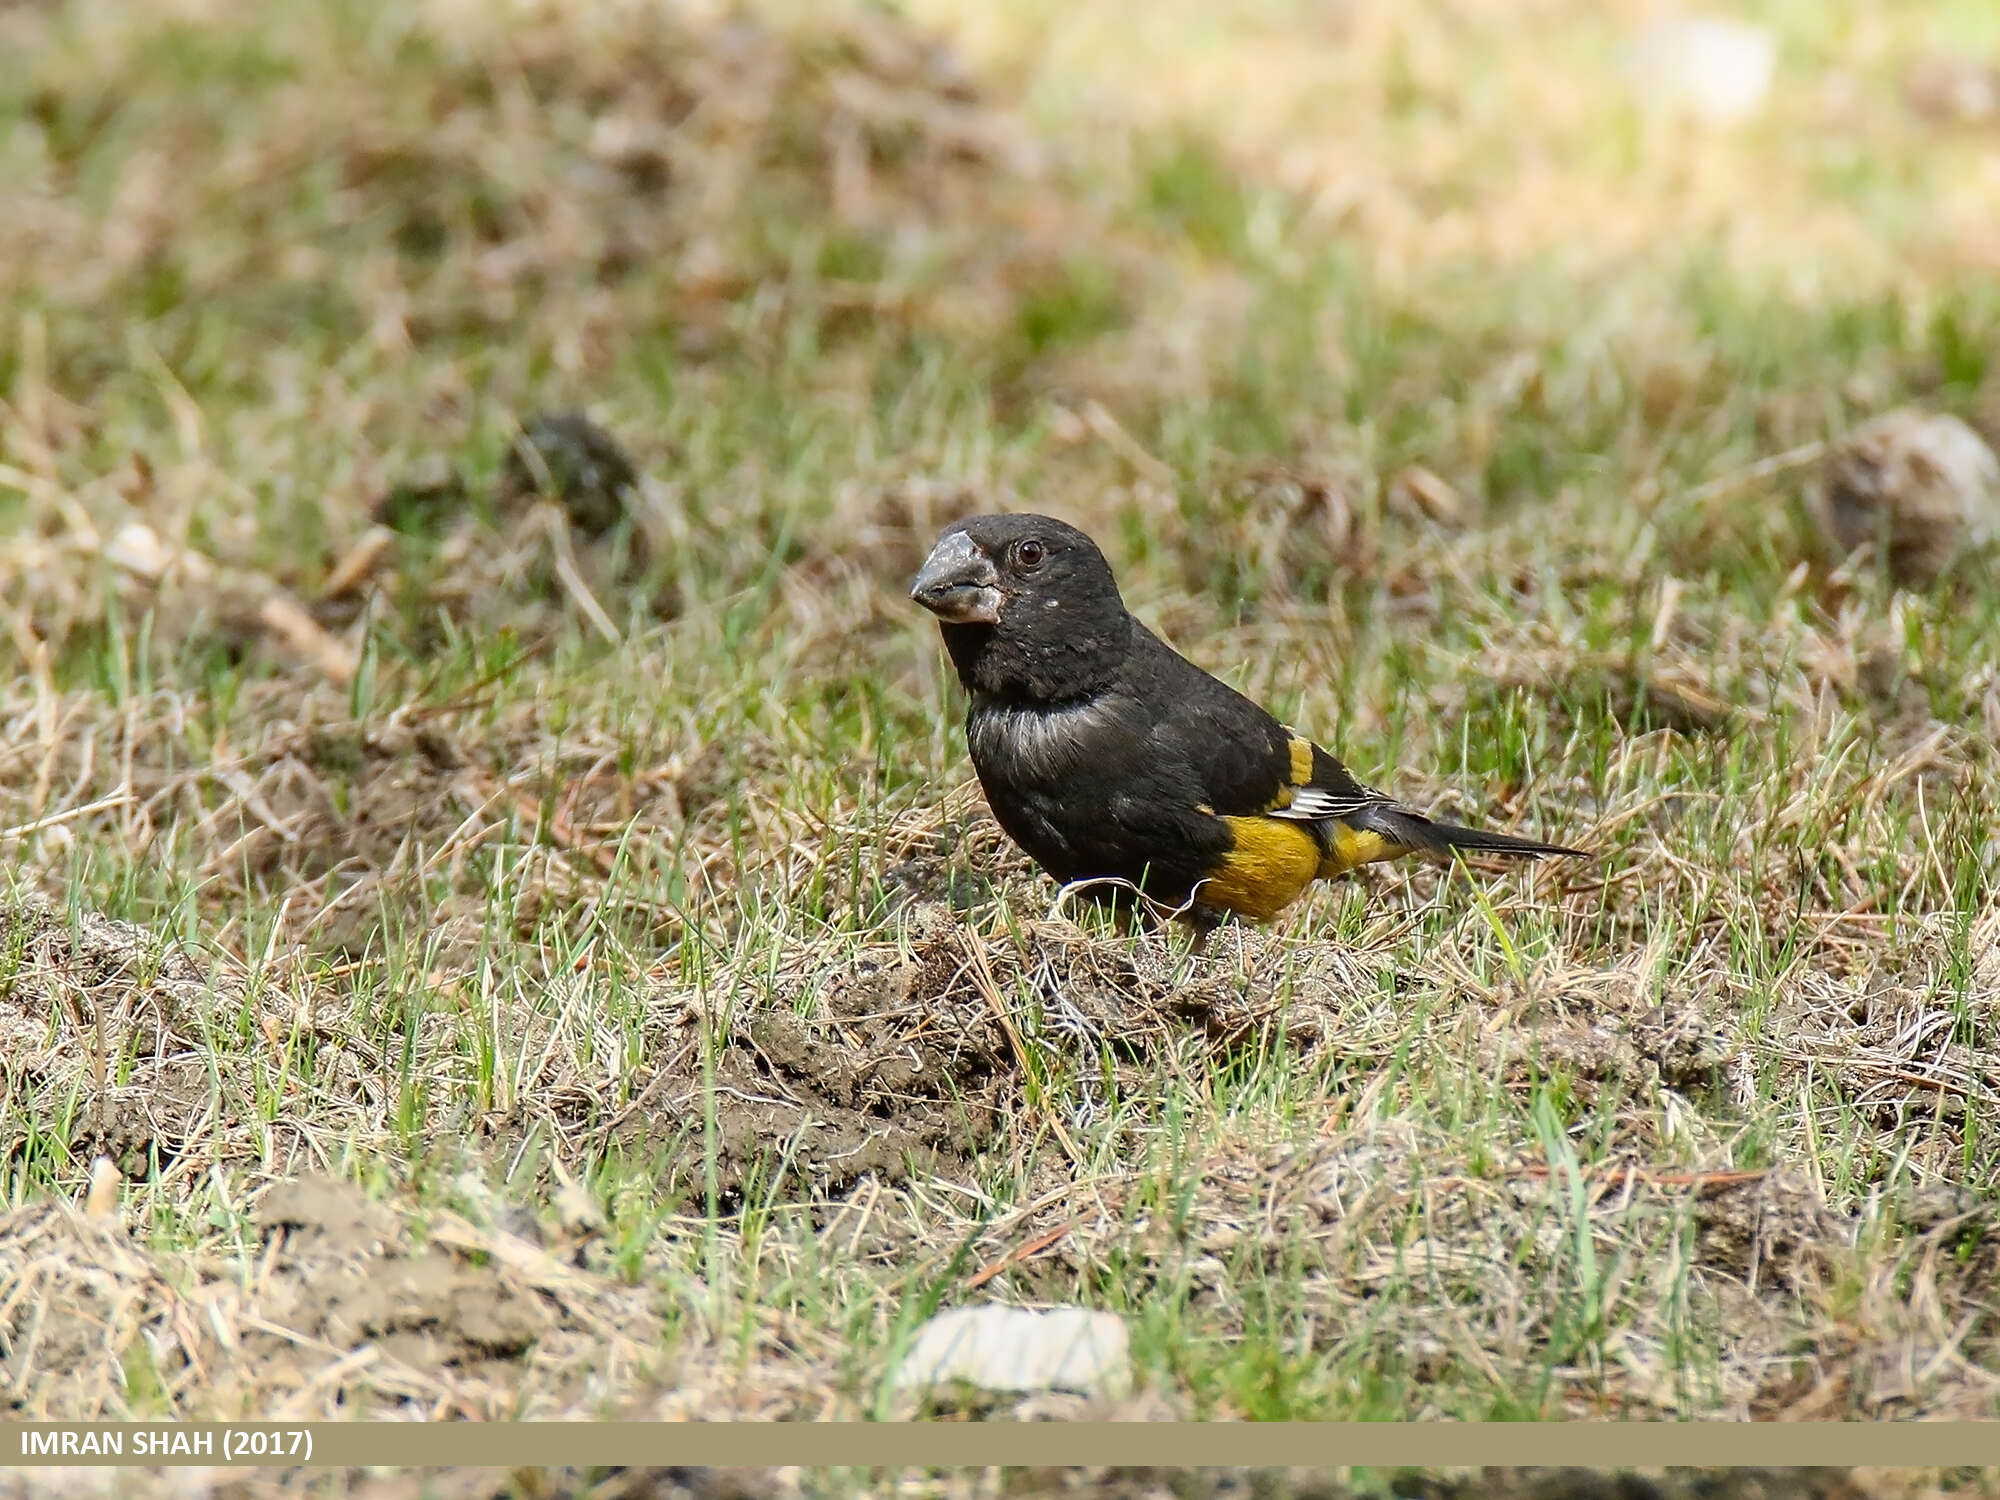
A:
0 1174 659 1421
0 891 247 1180
0 892 211 1052
0 672 700 963
597 901 1391 1206
1765 952 2000 1181
199 702 676 951
602 906 1022 1202
1692 1172 1853 1289
241 1178 551 1396
0 889 394 1231
216 715 478 886
0 1203 167 1423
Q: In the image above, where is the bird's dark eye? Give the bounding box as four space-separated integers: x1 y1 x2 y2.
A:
1013 538 1046 571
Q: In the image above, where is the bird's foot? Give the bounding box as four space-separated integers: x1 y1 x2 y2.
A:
1180 903 1227 955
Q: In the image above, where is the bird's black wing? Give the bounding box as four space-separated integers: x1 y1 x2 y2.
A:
1122 623 1389 821
1120 625 1584 868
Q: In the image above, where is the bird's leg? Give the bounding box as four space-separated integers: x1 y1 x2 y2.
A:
1180 903 1226 956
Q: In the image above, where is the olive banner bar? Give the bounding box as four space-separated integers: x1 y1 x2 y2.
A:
6 1422 2000 1470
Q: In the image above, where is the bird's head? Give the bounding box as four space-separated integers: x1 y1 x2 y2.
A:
909 513 1131 701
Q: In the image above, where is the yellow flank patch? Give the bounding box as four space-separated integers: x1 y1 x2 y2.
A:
1287 735 1315 787
1201 816 1324 921
1317 821 1409 878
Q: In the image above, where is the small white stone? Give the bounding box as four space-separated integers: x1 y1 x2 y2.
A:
891 1305 1132 1400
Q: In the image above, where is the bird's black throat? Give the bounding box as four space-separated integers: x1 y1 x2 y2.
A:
938 608 1132 704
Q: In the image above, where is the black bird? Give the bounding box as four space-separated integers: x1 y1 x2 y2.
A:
909 513 1586 929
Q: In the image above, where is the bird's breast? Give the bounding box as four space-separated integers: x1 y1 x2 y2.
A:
966 694 1132 787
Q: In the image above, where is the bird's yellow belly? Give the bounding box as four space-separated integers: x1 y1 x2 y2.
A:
1319 822 1402 877
1199 817 1410 921
1201 817 1325 920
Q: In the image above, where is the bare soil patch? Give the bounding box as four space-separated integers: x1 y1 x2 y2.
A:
0 1172 659 1422
0 892 246 1181
561 897 1374 1204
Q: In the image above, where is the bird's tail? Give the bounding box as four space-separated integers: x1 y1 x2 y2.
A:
1348 803 1587 863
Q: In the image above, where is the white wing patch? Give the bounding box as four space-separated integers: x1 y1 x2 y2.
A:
1268 783 1394 823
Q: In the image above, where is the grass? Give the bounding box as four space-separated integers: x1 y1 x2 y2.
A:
2 0 2000 1464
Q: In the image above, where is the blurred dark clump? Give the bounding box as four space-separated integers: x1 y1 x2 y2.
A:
500 412 641 538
